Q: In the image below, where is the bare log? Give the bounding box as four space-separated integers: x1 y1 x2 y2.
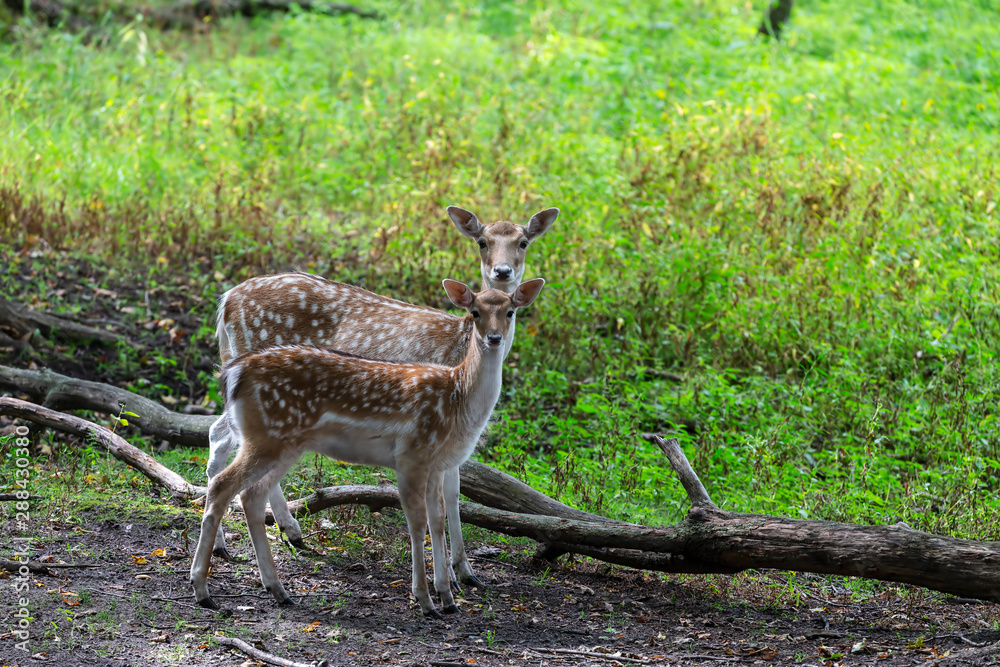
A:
642 433 712 508
456 460 619 524
465 501 1000 602
0 397 203 499
279 476 1000 602
274 468 612 525
0 295 125 346
0 365 216 448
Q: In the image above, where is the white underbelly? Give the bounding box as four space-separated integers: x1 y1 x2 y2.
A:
303 427 398 469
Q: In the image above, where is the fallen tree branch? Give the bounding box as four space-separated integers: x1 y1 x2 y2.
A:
215 635 328 667
0 295 127 346
4 0 379 34
454 459 619 524
276 473 1000 602
0 365 216 448
0 397 203 499
147 0 380 30
642 433 712 508
0 559 101 574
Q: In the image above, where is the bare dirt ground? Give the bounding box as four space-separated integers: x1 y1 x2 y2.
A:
1 511 999 667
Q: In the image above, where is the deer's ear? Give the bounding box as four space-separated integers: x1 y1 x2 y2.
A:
443 279 475 309
448 206 483 240
525 208 558 241
512 278 545 309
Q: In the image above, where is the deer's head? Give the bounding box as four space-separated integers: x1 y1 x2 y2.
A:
448 206 558 291
442 278 545 351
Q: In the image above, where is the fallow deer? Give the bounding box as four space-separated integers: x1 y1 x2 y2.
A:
191 279 546 617
207 206 558 588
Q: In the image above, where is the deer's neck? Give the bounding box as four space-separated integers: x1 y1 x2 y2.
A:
455 335 503 436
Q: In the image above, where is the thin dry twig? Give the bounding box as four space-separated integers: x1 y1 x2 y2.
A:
215 635 329 667
531 646 650 664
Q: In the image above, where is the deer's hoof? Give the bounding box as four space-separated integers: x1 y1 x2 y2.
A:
423 607 443 619
462 573 486 589
212 547 236 562
443 603 460 615
269 589 295 606
197 596 220 611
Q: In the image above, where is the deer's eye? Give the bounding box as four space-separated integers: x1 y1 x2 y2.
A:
519 240 528 249
477 240 487 250
506 311 514 319
472 310 481 319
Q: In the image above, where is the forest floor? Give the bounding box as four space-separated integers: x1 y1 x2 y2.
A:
2 510 1000 667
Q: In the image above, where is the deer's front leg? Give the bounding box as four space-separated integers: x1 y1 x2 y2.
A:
427 469 458 613
396 461 439 618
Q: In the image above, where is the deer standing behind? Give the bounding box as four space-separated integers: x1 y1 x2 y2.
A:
207 206 558 588
191 279 546 617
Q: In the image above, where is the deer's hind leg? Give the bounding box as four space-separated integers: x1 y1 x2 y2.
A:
267 484 304 549
207 416 238 559
444 465 484 589
241 455 299 606
191 448 260 609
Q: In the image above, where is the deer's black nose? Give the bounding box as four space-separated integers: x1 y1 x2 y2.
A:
487 332 503 346
494 266 512 280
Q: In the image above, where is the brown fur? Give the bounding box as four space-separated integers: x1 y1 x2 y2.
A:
221 273 472 365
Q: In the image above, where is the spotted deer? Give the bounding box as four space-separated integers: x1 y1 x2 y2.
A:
207 206 558 589
191 279 546 617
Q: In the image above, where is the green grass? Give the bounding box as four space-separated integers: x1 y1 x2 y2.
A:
2 0 1000 538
